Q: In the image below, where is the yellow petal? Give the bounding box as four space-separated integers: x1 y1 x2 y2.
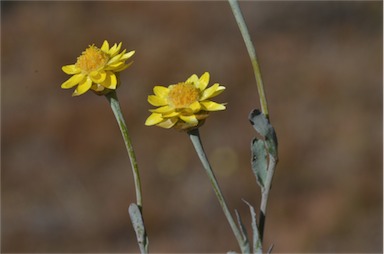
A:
163 111 180 117
109 42 121 57
148 95 167 106
122 50 135 60
108 53 124 65
210 85 226 97
198 72 210 91
100 71 117 89
62 65 80 75
185 74 198 84
109 43 117 53
101 40 109 52
150 105 174 114
90 70 107 83
189 101 201 113
61 73 85 89
107 61 125 70
200 83 219 100
153 86 169 97
200 84 225 100
180 115 198 125
145 113 164 126
157 118 177 129
200 100 226 111
73 77 92 96
112 62 132 72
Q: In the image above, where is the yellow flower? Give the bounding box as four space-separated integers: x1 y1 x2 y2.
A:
61 40 135 96
145 72 226 130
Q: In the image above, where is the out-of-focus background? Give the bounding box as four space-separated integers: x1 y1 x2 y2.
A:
1 1 382 253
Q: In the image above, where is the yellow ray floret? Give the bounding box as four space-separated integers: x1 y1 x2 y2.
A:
61 40 135 96
145 72 226 130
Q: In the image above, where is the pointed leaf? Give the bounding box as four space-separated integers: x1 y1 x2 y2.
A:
234 210 251 254
234 210 248 242
243 200 263 254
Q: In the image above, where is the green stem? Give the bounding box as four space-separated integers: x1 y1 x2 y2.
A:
188 128 248 253
105 90 143 208
228 0 269 119
229 0 278 244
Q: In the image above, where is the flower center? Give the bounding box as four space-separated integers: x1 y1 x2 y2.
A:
167 83 200 109
75 45 109 73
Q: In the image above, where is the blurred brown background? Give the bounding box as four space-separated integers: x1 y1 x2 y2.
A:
1 1 382 253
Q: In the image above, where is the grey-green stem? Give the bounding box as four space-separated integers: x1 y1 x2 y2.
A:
188 128 249 253
228 0 269 119
105 90 143 208
229 0 278 244
259 155 277 243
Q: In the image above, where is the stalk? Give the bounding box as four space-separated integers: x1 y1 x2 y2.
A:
105 90 143 208
188 128 249 253
228 0 269 119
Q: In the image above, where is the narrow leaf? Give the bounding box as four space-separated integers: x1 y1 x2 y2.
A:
267 243 275 254
235 210 251 253
243 200 263 254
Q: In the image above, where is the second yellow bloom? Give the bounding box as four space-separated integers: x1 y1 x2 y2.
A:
145 72 226 130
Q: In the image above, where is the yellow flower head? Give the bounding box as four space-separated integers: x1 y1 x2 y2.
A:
61 40 135 96
145 72 226 131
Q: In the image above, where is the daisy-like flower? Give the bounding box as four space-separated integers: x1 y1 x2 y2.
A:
61 40 135 96
145 72 226 131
